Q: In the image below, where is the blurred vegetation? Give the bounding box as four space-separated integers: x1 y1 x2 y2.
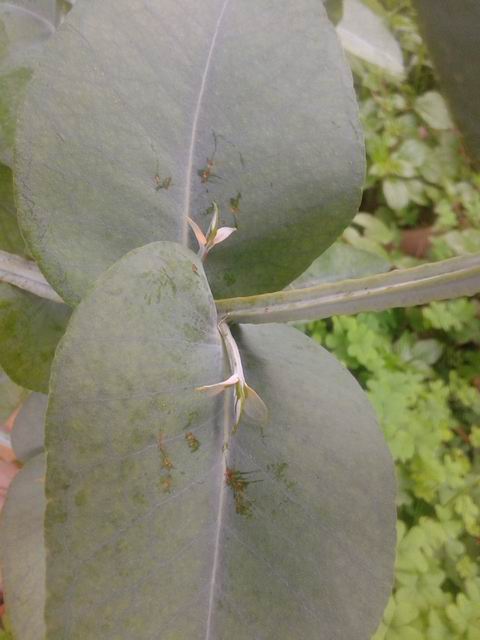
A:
304 2 480 637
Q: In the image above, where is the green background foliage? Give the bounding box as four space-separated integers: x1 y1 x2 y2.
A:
304 2 480 637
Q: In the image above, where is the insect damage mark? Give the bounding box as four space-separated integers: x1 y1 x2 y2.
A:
143 269 177 305
198 131 224 184
225 467 262 517
185 432 200 452
267 462 296 491
154 175 172 191
201 203 216 217
229 192 241 226
198 160 215 184
157 432 174 493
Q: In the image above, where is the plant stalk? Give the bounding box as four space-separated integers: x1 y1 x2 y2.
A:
0 250 64 304
2 250 480 322
216 254 480 324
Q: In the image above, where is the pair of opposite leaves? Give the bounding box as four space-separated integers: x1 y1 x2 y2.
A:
1 2 395 638
5 0 480 316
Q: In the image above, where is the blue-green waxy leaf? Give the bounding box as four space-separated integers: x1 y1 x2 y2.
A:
0 454 46 640
288 241 390 288
1 1 58 28
0 2 69 394
412 0 480 166
0 365 26 423
11 392 46 462
324 0 343 25
0 163 28 256
0 1 55 166
16 0 365 305
0 282 71 392
44 242 395 638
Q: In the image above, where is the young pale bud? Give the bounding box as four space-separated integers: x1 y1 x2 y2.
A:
188 203 236 260
196 319 269 435
196 373 240 396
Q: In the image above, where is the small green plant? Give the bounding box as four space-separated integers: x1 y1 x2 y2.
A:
0 1 479 638
306 302 480 639
346 5 480 267
306 4 480 636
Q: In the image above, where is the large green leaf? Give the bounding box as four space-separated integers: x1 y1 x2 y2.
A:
44 241 395 638
412 0 480 166
324 0 344 25
0 1 55 166
0 163 28 256
0 454 46 640
2 1 58 27
11 392 46 462
0 4 70 397
16 0 365 305
0 365 26 423
0 283 71 392
288 240 390 288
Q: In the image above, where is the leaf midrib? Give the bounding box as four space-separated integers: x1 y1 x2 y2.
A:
0 2 56 33
204 390 231 639
182 0 231 245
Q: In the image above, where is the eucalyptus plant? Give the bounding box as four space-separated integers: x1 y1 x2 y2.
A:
0 1 478 639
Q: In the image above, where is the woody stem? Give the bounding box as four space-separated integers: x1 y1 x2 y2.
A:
216 254 480 324
217 319 245 384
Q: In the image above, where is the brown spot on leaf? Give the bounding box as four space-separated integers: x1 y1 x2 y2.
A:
225 467 262 517
155 175 172 191
185 432 200 452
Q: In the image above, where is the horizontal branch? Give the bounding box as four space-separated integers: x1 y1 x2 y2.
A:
216 254 480 324
2 250 480 324
0 250 64 304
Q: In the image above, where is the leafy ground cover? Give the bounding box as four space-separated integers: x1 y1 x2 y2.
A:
304 2 480 637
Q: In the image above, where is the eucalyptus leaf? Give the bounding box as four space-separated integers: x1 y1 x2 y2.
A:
55 0 74 25
1 1 57 28
324 0 343 25
0 1 54 69
0 454 46 640
0 163 28 256
336 0 404 78
11 392 46 462
413 0 480 165
16 0 365 305
288 241 390 288
0 365 26 423
45 241 395 638
0 66 31 168
0 282 71 392
0 1 55 166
